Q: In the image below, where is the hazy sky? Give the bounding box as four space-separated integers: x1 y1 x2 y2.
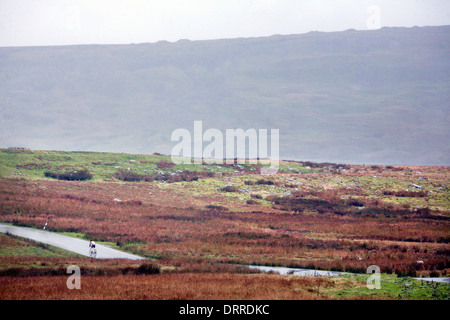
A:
0 0 449 46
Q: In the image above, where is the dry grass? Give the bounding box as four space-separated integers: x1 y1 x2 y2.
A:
0 273 345 300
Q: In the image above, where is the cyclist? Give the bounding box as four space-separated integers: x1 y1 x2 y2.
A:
88 240 97 257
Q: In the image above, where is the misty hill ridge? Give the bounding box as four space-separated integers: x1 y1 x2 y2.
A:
0 26 449 165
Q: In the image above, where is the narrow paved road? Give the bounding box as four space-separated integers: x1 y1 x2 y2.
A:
246 265 350 277
0 223 145 260
247 265 450 284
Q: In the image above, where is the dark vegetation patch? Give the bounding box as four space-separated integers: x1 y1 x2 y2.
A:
156 161 176 169
220 185 240 193
300 161 350 170
113 169 213 183
0 262 160 277
116 199 143 206
149 215 202 222
205 205 229 212
17 162 52 170
224 232 270 240
114 169 153 182
270 197 343 214
255 179 274 185
383 190 428 197
269 193 445 221
44 169 92 181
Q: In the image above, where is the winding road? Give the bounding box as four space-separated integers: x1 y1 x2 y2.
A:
0 223 145 260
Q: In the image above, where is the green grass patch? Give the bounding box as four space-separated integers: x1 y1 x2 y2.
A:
326 273 450 300
0 233 83 258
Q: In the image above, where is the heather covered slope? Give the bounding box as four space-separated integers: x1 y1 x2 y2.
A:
1 148 449 275
1 26 449 165
0 148 449 300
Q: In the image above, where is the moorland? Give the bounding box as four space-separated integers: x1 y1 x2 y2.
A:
0 148 448 300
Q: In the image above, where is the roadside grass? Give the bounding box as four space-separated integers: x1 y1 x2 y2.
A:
326 273 450 300
0 233 161 277
0 223 130 257
0 233 83 258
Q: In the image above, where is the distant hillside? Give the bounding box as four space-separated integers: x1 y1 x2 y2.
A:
0 26 449 165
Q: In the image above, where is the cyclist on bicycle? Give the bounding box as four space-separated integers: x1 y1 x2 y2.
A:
89 240 97 258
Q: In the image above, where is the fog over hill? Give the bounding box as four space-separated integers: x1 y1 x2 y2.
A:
0 26 449 165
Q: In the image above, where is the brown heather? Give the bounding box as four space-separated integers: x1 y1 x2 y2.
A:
0 273 352 300
0 168 448 278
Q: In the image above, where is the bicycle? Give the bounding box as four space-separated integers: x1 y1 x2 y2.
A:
89 247 97 258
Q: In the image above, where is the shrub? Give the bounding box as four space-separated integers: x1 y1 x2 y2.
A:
156 161 175 169
256 179 274 185
134 263 160 275
383 190 427 197
44 169 92 181
395 267 417 277
429 270 441 277
272 196 340 213
114 168 212 183
114 169 150 182
220 185 240 193
347 198 365 207
415 207 431 216
205 205 229 211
